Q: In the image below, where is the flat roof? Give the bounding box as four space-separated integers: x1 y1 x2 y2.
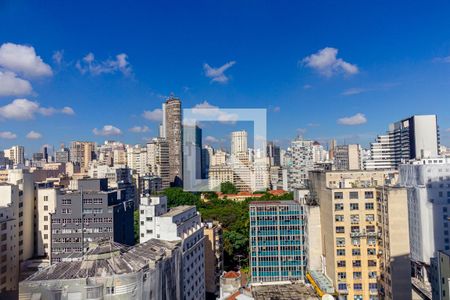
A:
251 283 319 300
160 205 196 217
249 200 298 205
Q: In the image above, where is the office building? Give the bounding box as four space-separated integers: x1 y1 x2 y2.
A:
139 195 205 300
249 200 306 283
208 165 234 191
162 96 183 186
146 137 170 189
70 141 95 172
309 170 410 300
231 130 248 157
365 115 440 170
126 144 148 176
183 125 203 183
286 137 315 190
19 239 183 300
430 250 450 300
4 146 25 165
50 178 134 264
204 221 223 298
202 145 214 179
267 141 281 167
55 144 70 163
334 144 362 171
399 157 450 282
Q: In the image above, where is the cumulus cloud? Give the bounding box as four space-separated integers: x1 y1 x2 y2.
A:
0 131 17 139
0 42 52 77
0 99 75 120
190 101 238 123
129 125 150 133
142 108 163 122
0 71 32 96
76 52 132 76
301 47 358 77
337 113 367 125
203 61 236 83
61 106 75 115
93 125 122 136
26 131 42 139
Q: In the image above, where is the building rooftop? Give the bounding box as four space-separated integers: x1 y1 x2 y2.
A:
251 283 319 300
249 200 298 206
160 205 196 217
223 271 241 279
24 239 180 281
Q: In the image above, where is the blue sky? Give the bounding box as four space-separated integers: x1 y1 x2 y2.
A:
1 0 450 154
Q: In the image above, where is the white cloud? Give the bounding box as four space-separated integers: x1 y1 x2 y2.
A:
0 99 74 120
341 87 368 96
76 52 132 76
337 113 367 125
129 125 150 133
0 71 32 96
307 122 320 127
205 135 219 143
26 131 42 139
93 125 122 136
61 106 75 115
191 101 238 123
303 84 313 89
142 108 163 122
203 61 236 83
52 50 64 65
0 43 52 77
0 131 17 139
301 47 358 77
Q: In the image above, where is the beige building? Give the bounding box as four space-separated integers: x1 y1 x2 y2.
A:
147 138 170 189
0 185 20 292
162 96 183 186
309 170 409 300
4 145 25 165
208 165 234 190
70 141 95 172
204 222 223 298
334 144 362 171
34 186 57 258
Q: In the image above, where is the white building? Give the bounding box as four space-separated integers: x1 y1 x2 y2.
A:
399 157 450 281
126 144 148 176
366 115 440 170
146 138 170 189
140 195 205 300
286 137 315 190
35 185 57 258
4 146 25 166
231 130 248 157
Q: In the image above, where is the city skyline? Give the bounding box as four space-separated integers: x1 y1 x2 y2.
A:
2 1 450 152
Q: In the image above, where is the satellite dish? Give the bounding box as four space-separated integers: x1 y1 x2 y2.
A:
322 295 334 300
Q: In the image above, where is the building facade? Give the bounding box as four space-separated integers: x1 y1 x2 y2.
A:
249 201 306 283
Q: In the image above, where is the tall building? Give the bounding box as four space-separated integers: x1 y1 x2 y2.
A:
334 144 362 171
162 96 183 186
430 250 450 300
139 195 205 300
399 157 450 282
126 144 148 176
309 170 410 300
231 130 248 157
249 200 306 283
365 115 440 170
70 141 95 172
183 125 202 182
201 145 214 179
146 137 170 189
55 144 70 163
49 178 134 264
204 221 223 298
4 146 25 165
19 239 183 300
208 165 234 191
267 141 281 167
286 137 315 190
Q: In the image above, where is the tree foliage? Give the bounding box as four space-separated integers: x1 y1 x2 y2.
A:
220 181 238 194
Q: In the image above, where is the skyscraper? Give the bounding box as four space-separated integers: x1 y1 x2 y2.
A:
162 96 183 186
365 115 440 170
4 145 25 165
70 141 96 172
146 137 170 189
231 130 248 157
266 141 281 167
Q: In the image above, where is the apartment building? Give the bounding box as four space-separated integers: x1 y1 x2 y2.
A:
249 200 306 284
70 141 95 172
334 144 362 171
139 195 205 300
430 250 450 300
147 137 170 189
4 145 25 165
309 170 409 300
50 178 134 263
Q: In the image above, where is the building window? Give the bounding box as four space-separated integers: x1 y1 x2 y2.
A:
336 226 345 233
365 214 375 222
62 208 71 214
349 192 359 199
350 203 359 210
335 203 344 211
367 249 376 255
334 192 344 199
352 249 361 256
368 260 377 267
336 238 345 247
44 205 48 211
365 191 374 199
44 196 48 201
337 272 346 280
62 199 71 205
354 283 362 290
337 249 346 256
337 260 346 267
365 203 374 210
352 260 361 267
353 272 362 279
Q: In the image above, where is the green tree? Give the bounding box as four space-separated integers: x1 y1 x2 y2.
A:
220 181 238 194
134 210 140 244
